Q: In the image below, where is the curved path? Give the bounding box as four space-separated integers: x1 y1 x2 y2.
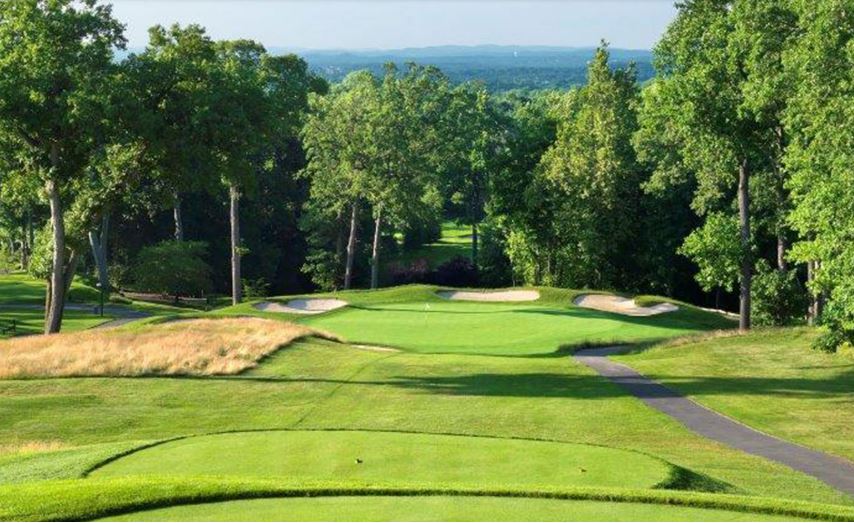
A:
573 346 854 497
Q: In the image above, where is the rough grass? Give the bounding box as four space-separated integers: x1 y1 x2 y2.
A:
614 327 854 461
2 477 853 522
0 318 315 378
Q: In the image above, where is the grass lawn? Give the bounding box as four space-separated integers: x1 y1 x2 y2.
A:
614 328 854 462
92 430 673 490
99 495 805 522
1 283 852 520
387 221 472 271
0 307 113 338
300 300 718 355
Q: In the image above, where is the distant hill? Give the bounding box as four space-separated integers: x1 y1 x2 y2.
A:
118 45 655 92
278 45 655 92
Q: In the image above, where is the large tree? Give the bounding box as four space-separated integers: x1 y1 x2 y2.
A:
639 0 798 330
784 0 854 348
0 0 124 333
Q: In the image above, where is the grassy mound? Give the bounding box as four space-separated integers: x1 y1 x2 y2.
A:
299 299 725 355
100 495 802 522
91 430 673 490
2 477 853 522
0 318 315 378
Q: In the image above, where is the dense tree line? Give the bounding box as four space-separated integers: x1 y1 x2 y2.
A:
0 0 851 351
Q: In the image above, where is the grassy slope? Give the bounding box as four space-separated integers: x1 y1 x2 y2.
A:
218 284 735 355
387 221 472 270
0 338 849 507
1 477 851 522
614 328 854 461
101 495 803 522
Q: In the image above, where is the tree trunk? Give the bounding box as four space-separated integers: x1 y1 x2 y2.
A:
44 173 66 335
229 184 242 305
737 160 752 331
370 205 383 290
471 222 479 268
335 209 345 270
173 192 184 242
807 260 825 325
62 250 79 301
20 220 29 270
777 235 788 272
344 202 358 290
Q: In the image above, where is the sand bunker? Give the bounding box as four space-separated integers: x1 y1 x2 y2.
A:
573 294 678 317
253 298 348 315
436 289 540 302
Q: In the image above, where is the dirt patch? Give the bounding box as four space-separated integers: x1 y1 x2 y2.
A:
574 294 679 316
253 298 348 315
436 289 540 302
352 344 400 353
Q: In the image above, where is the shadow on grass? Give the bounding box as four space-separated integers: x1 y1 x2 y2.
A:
128 368 854 401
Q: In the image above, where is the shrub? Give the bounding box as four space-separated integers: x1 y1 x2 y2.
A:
751 260 809 326
388 258 431 285
435 256 478 287
132 241 212 301
242 277 270 299
812 300 854 353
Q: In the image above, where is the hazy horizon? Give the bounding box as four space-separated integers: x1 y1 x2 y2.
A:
110 1 678 51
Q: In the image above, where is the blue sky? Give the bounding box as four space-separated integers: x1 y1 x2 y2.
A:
110 1 678 50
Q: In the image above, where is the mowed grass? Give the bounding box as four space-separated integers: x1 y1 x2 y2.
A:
0 307 112 338
1 338 849 507
388 221 472 271
614 328 854 461
92 430 673 490
300 300 719 355
100 495 804 522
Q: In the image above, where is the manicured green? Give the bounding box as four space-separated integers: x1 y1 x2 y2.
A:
300 299 723 355
100 495 804 522
615 328 854 461
92 430 672 490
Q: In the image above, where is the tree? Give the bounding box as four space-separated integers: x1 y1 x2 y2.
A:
530 44 643 289
0 0 125 333
441 82 503 268
640 1 797 330
130 24 220 243
300 72 378 290
784 0 854 349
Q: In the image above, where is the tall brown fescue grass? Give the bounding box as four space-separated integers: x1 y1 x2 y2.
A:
0 318 317 378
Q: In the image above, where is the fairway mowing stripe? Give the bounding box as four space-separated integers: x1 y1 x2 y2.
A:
574 346 854 497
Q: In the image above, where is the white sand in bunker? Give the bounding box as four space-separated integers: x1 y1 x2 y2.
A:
436 289 540 302
574 294 679 317
253 298 348 315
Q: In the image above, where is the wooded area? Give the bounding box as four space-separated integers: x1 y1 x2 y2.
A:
0 0 851 351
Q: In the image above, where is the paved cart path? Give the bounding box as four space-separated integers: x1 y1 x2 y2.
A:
573 346 854 497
